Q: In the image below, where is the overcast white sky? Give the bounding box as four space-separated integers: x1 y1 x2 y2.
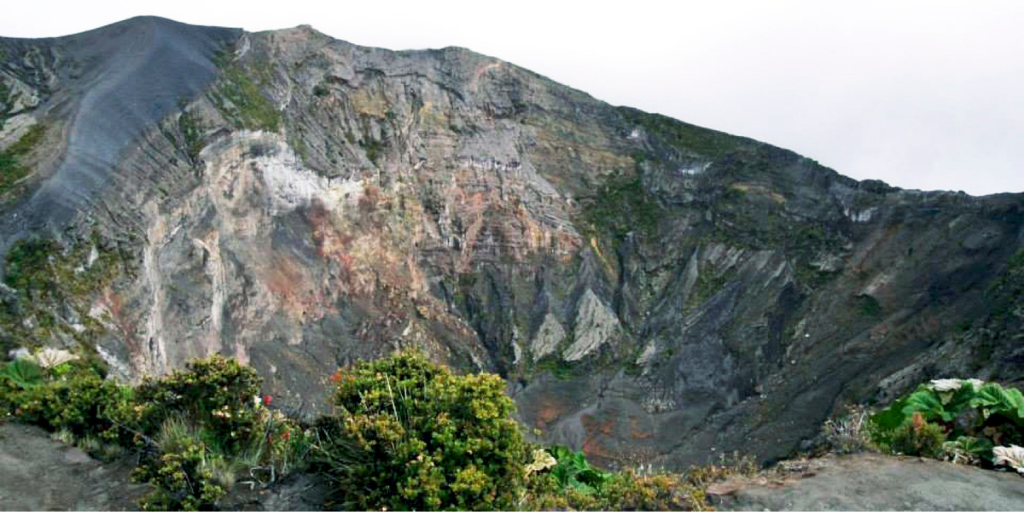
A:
3 1 1022 195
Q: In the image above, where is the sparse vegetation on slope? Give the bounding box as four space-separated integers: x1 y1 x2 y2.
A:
177 108 206 163
0 233 134 359
209 53 281 132
0 80 14 130
580 174 664 240
0 123 45 195
619 108 744 161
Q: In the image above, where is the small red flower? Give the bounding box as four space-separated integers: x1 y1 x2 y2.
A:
263 395 272 406
282 429 291 442
329 370 343 384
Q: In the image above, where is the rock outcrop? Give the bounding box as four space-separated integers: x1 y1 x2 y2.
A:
2 16 1023 470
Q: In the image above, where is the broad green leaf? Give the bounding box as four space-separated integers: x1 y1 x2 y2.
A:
970 383 1024 424
944 384 978 417
546 444 611 493
568 478 597 495
904 389 951 422
956 436 994 458
870 396 910 431
1 358 44 388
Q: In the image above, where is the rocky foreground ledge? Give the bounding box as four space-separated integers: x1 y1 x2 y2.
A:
709 453 1024 511
5 419 1024 511
0 421 326 511
0 422 147 510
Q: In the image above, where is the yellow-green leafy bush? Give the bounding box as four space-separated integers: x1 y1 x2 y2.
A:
315 351 529 510
1 352 307 511
130 355 309 510
134 355 263 454
525 465 689 511
1 358 134 444
134 436 226 511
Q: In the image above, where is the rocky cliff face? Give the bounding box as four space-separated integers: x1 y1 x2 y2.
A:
2 16 1022 469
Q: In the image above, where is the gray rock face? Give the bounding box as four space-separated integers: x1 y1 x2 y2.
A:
531 313 565 360
2 19 1024 470
564 289 619 361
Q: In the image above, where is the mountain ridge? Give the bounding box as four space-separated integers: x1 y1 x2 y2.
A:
1 17 1022 470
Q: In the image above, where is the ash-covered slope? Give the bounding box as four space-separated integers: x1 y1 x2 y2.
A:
0 16 239 233
1 18 1022 470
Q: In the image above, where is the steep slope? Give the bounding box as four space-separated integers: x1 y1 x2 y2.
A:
1 18 1022 470
0 16 240 232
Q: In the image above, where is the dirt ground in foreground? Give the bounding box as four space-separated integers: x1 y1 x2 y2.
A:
710 452 1024 510
0 422 147 510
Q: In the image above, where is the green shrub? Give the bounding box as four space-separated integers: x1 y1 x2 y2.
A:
520 444 732 510
0 352 309 511
546 444 612 494
134 355 263 454
870 379 1024 462
526 469 686 511
128 355 303 510
887 412 947 458
7 350 729 510
315 351 529 511
591 471 687 510
134 435 226 511
522 446 707 511
3 359 134 443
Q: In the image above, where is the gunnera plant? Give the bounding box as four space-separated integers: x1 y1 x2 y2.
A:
869 378 1024 463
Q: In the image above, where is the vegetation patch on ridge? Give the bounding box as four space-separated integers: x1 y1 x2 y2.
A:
0 80 14 130
580 174 664 241
619 107 744 161
0 123 45 195
209 53 281 132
